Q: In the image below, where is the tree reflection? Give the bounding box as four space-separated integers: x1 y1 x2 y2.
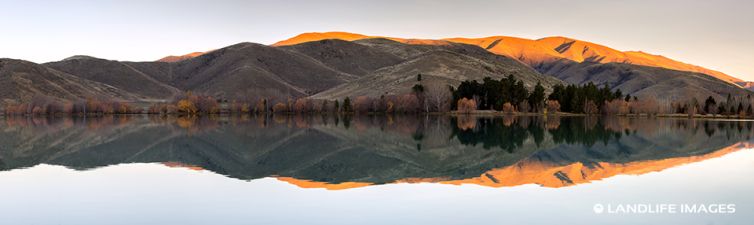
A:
450 116 623 150
0 115 752 188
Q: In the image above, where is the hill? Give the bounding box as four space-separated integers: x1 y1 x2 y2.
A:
1 32 749 104
450 36 742 84
540 60 750 101
280 39 405 77
157 52 205 62
0 58 140 104
275 32 742 84
45 56 181 100
275 32 751 101
166 42 355 98
311 39 562 99
3 39 557 103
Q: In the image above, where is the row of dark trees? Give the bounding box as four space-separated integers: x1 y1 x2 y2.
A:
452 75 547 112
452 116 623 150
684 94 754 116
547 83 624 114
451 75 623 114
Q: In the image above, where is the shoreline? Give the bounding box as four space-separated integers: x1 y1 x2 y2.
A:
2 111 754 120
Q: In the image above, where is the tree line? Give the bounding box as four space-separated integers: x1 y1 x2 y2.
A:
451 75 624 114
452 75 547 113
4 73 754 117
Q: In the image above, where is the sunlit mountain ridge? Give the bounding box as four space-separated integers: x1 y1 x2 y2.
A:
273 32 742 84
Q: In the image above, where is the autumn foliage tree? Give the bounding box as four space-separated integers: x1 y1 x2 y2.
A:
546 100 561 113
177 99 198 115
272 102 288 113
502 102 515 113
353 96 373 113
457 98 477 114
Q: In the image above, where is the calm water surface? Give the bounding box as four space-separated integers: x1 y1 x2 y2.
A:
0 115 752 225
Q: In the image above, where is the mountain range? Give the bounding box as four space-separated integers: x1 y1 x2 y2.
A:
0 31 750 104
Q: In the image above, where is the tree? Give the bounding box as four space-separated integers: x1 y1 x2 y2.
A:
634 98 659 115
412 84 426 112
738 102 744 116
687 104 697 117
320 100 329 114
583 100 599 114
457 98 477 114
353 96 373 113
546 100 560 113
604 99 629 115
255 98 267 113
342 97 353 113
718 104 727 115
196 95 219 114
528 82 546 112
427 83 451 112
240 102 251 114
704 96 717 115
272 103 288 113
518 101 530 113
502 102 515 113
177 99 197 115
386 99 395 113
412 84 425 93
294 98 311 114
395 94 419 113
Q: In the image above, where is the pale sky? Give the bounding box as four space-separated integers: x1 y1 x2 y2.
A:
1 0 752 80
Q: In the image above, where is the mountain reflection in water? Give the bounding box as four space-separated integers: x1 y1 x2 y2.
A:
0 115 751 189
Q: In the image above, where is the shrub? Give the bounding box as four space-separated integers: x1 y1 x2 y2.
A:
386 100 395 113
272 102 288 113
353 96 373 113
583 100 599 114
457 98 477 114
294 98 311 114
502 102 515 113
603 100 629 115
255 99 267 113
546 100 560 113
177 99 197 115
196 96 219 114
395 94 419 113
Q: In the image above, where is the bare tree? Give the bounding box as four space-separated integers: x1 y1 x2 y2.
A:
426 83 451 112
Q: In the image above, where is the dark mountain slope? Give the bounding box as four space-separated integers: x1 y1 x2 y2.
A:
44 56 181 100
312 39 563 99
281 39 404 77
540 60 750 101
0 58 139 104
168 42 355 97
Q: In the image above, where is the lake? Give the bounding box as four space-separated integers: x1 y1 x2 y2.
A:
0 115 752 224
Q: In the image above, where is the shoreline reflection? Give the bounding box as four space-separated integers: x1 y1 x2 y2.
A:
1 115 751 189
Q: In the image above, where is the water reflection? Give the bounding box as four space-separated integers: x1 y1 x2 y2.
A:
0 115 752 189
